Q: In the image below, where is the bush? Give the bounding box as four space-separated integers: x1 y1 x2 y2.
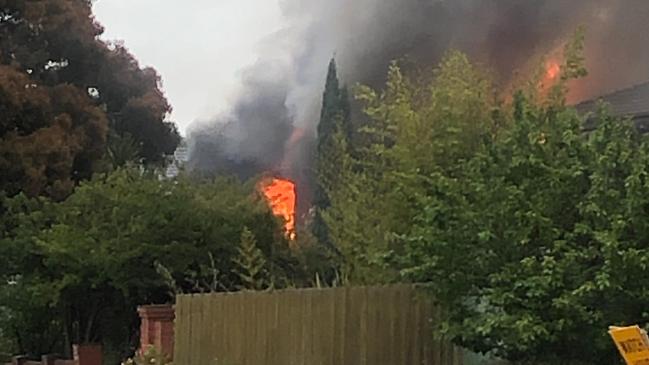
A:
123 346 171 365
0 168 298 357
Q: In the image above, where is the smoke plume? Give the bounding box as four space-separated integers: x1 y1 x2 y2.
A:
188 0 649 192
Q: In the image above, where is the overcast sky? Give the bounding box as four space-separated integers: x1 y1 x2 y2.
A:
93 0 284 134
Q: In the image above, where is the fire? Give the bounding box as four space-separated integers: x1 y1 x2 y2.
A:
545 61 561 81
261 178 296 240
528 59 562 96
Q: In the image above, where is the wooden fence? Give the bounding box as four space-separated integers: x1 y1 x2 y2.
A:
174 285 465 365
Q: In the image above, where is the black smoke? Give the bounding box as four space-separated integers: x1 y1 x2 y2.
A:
188 0 649 190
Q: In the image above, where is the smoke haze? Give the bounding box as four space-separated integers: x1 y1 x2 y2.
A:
188 0 649 183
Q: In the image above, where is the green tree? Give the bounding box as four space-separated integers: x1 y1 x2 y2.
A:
398 31 642 365
233 228 269 290
0 168 298 358
323 51 497 283
105 132 142 168
401 106 643 365
0 0 179 199
321 28 639 364
319 122 372 282
312 58 352 247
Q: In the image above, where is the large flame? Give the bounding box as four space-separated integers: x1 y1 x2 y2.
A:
261 178 296 240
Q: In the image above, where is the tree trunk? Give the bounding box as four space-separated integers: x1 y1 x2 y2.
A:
83 299 99 344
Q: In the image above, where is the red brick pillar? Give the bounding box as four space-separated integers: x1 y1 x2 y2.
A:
73 344 102 365
137 305 175 359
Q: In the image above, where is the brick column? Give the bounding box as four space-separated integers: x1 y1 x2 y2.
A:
73 344 102 365
137 305 175 359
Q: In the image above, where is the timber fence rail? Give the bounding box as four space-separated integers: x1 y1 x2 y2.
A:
174 284 464 365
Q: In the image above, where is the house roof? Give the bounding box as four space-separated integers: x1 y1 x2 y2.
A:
574 81 649 133
575 81 649 117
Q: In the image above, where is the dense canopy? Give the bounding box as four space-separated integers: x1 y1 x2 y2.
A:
0 0 179 199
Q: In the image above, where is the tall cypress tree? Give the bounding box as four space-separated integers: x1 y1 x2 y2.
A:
317 59 342 147
339 85 353 143
312 58 351 247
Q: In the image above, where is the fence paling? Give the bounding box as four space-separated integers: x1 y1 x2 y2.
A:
174 285 463 365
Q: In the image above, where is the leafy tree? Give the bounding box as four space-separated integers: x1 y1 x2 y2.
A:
320 28 641 364
0 65 108 200
0 192 60 356
323 51 496 283
0 168 298 358
395 32 642 365
0 0 179 198
400 107 643 365
319 118 373 282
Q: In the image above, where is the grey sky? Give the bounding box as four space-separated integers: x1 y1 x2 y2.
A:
93 0 284 134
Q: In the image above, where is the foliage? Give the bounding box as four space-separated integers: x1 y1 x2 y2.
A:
106 132 143 169
323 50 496 284
122 346 171 365
319 119 379 283
312 58 352 247
292 226 344 287
0 168 297 358
233 228 269 290
317 28 645 364
155 252 226 295
389 32 642 365
0 0 179 199
0 65 108 199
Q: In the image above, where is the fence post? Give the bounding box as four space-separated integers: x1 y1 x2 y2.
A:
137 304 175 360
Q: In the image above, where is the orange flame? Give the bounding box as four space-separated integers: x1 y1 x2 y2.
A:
261 178 296 240
545 61 561 81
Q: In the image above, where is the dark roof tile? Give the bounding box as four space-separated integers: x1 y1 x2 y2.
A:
575 81 649 118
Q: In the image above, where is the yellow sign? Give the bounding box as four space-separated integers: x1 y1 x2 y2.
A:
610 325 649 365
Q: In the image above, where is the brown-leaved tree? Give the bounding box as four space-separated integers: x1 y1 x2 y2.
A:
0 0 180 199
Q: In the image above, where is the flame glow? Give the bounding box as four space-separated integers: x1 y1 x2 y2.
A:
261 178 296 240
545 61 561 81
